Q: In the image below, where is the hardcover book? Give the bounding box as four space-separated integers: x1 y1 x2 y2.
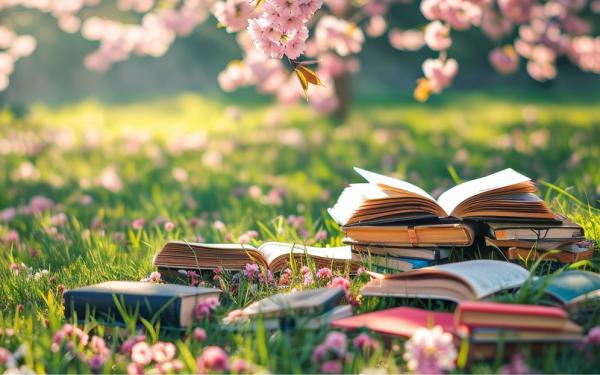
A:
63 281 221 328
349 242 451 261
342 222 474 247
360 260 530 302
153 241 360 273
328 168 555 226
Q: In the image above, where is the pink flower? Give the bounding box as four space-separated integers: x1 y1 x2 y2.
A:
314 16 364 56
403 325 457 374
422 58 458 93
148 271 162 283
88 354 106 371
316 267 333 280
28 195 54 214
193 327 207 342
212 0 254 33
230 358 255 373
213 220 226 232
194 297 220 320
424 21 452 51
489 45 520 74
238 233 251 244
500 352 531 375
365 15 386 37
98 165 123 193
498 0 534 24
311 343 328 362
582 326 600 345
131 342 153 366
151 342 176 363
164 222 175 231
127 363 144 375
330 276 350 292
314 230 328 242
0 347 14 366
243 263 260 281
303 271 314 286
0 207 16 222
320 360 342 373
388 28 425 51
132 219 145 230
323 331 347 357
3 230 19 244
197 346 228 373
353 333 379 352
300 265 311 275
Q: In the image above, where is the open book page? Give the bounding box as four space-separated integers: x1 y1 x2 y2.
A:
328 183 391 225
259 242 353 266
354 167 435 201
436 169 531 215
429 260 530 299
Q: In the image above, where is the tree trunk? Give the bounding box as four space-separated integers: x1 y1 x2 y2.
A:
333 72 352 121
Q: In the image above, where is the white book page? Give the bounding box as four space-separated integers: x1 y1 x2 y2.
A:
430 260 530 298
327 183 389 225
259 242 352 265
354 167 435 201
436 169 531 215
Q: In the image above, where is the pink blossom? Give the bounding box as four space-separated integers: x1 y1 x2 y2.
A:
3 230 19 244
303 271 314 286
500 352 531 375
98 165 123 193
193 327 207 342
127 363 144 375
389 28 425 51
330 276 350 292
320 360 342 373
316 267 332 280
498 0 534 24
582 326 600 345
353 333 379 352
151 342 176 363
424 21 452 51
230 358 255 373
314 230 328 242
422 58 459 93
194 296 220 320
314 16 364 56
323 331 348 357
197 346 229 373
489 45 520 74
132 219 145 230
9 35 36 58
88 354 107 371
403 325 457 374
213 220 226 232
164 222 175 231
131 342 153 366
218 61 254 92
243 263 260 281
365 15 386 38
0 347 13 367
28 195 54 214
213 0 254 33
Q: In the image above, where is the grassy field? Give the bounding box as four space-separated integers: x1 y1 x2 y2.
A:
0 92 599 373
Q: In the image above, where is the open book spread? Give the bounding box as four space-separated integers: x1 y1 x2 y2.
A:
328 168 555 226
153 241 359 273
360 260 530 302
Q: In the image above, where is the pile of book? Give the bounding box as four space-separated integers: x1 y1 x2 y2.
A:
328 168 592 271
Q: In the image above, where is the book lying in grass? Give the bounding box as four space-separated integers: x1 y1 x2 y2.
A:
357 253 433 272
455 301 582 333
63 281 221 328
153 241 360 273
223 288 352 330
505 244 594 263
360 260 530 302
349 242 451 261
342 222 475 247
541 270 600 310
331 307 455 337
328 168 556 226
486 218 584 241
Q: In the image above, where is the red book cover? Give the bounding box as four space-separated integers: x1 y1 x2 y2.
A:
455 301 568 330
331 307 455 337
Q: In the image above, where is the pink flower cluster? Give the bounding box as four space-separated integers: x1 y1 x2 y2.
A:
0 26 36 91
128 341 184 374
141 271 162 283
197 346 229 374
489 45 520 75
353 333 379 353
313 16 364 57
212 0 255 33
311 331 348 373
194 296 220 320
388 28 425 51
420 0 483 30
316 267 332 280
238 229 259 244
422 58 459 94
51 324 89 353
300 265 314 286
248 0 322 60
403 325 457 374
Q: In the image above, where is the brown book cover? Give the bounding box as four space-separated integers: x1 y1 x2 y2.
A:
153 241 361 273
343 223 474 247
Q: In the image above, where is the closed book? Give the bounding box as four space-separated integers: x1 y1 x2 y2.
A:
343 223 474 247
331 307 455 337
63 281 221 328
357 253 432 272
505 246 594 263
487 219 584 241
348 242 450 260
463 324 582 344
455 301 580 332
540 270 600 309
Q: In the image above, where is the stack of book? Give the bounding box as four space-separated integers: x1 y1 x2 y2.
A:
328 168 592 271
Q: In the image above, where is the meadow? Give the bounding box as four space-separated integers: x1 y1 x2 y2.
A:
0 92 599 374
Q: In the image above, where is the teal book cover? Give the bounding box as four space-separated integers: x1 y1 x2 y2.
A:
543 271 600 304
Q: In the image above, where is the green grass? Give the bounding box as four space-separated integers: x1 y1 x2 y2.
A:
0 92 599 373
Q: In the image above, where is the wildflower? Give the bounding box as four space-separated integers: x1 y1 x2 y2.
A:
27 195 54 214
500 352 531 375
193 327 207 342
303 272 314 286
141 271 162 283
127 363 144 375
98 165 123 193
197 346 228 373
151 342 176 363
131 342 153 366
489 45 519 75
196 234 206 243
3 230 19 244
0 347 14 367
314 230 328 241
278 268 292 286
188 270 200 286
156 359 185 373
300 266 310 275
243 263 260 281
213 220 226 232
582 326 600 345
353 333 379 352
50 213 68 226
131 219 145 230
0 207 16 222
164 222 175 231
311 343 328 362
79 195 94 205
238 233 251 244
424 21 452 51
330 277 350 292
323 331 348 357
320 360 342 373
194 297 220 320
316 267 332 280
230 358 255 373
403 325 457 374
88 354 106 371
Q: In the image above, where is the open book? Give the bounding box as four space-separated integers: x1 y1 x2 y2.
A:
153 241 360 273
328 168 555 226
360 260 530 303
